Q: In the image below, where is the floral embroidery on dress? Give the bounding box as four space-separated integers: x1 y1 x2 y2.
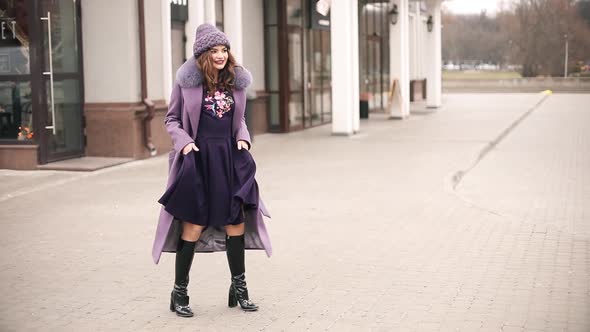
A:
204 89 234 118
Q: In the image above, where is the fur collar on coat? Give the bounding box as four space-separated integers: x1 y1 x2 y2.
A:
175 58 252 90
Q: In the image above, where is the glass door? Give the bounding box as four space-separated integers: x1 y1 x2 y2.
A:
305 29 331 128
38 0 84 163
359 1 389 113
286 0 304 131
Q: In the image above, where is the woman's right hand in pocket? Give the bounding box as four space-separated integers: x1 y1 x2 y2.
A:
182 142 199 155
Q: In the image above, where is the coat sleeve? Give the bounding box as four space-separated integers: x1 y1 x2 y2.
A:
235 89 252 149
165 83 194 153
236 115 252 149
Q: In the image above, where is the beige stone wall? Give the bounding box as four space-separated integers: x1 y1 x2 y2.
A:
81 0 169 160
81 0 141 103
0 145 38 170
144 0 165 101
241 0 265 93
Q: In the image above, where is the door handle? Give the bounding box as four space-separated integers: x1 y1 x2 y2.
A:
41 11 56 135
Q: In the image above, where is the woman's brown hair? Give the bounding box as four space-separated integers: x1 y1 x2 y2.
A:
196 47 238 94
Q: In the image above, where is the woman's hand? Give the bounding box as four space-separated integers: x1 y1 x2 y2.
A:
182 143 199 155
237 140 249 151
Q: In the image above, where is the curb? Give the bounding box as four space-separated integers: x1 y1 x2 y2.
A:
448 92 551 192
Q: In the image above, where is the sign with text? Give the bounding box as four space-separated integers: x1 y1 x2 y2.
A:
0 18 17 40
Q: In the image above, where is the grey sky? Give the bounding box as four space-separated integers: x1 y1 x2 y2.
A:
443 0 514 14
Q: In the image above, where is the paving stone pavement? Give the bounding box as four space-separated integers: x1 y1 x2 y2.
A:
0 93 588 331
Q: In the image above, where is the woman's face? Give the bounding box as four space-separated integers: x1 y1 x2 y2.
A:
209 45 228 71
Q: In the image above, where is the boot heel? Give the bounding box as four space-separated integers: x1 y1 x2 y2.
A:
170 293 175 312
228 287 237 307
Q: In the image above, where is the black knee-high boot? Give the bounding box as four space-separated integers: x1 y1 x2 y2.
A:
170 239 196 317
226 234 258 311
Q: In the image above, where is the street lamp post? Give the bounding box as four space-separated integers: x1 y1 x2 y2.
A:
563 33 569 78
507 39 513 70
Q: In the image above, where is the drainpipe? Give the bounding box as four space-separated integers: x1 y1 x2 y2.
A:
138 0 157 156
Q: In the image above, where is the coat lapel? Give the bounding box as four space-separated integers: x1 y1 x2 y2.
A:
181 86 203 141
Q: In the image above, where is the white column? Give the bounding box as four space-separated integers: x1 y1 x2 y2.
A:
420 13 428 79
162 0 173 102
414 4 423 79
389 0 410 118
185 0 206 60
351 1 360 133
409 12 416 80
425 0 442 108
331 0 359 135
224 0 244 63
204 0 216 25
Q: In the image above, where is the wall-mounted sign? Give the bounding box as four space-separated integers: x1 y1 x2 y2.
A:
310 0 330 31
0 19 17 40
170 0 188 22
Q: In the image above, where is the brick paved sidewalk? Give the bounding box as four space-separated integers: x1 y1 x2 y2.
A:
0 93 587 331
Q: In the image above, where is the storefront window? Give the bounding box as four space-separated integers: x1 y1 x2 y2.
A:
0 81 32 140
171 1 189 81
264 0 282 131
305 24 331 127
265 26 279 91
263 0 277 25
288 28 303 129
264 0 331 132
359 1 390 111
286 0 303 27
288 30 303 91
0 0 32 141
268 93 280 128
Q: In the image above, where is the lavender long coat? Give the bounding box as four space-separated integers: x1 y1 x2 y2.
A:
151 59 272 264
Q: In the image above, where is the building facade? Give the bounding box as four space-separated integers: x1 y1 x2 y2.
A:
0 0 442 170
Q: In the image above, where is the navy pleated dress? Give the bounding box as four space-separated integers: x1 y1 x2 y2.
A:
158 87 259 229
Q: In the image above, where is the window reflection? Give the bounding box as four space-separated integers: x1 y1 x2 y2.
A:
46 79 82 153
288 30 303 91
265 26 279 91
42 0 79 74
0 81 32 140
288 92 302 128
359 0 390 111
0 0 32 140
286 0 302 26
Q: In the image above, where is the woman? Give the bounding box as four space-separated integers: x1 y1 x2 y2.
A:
152 23 272 318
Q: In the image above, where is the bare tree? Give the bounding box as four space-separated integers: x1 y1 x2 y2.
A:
510 0 590 76
443 0 590 77
442 10 506 66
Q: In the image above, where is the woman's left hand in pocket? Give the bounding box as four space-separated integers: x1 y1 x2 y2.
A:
237 140 249 151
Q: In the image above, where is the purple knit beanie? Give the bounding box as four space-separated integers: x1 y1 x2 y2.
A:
193 23 231 59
